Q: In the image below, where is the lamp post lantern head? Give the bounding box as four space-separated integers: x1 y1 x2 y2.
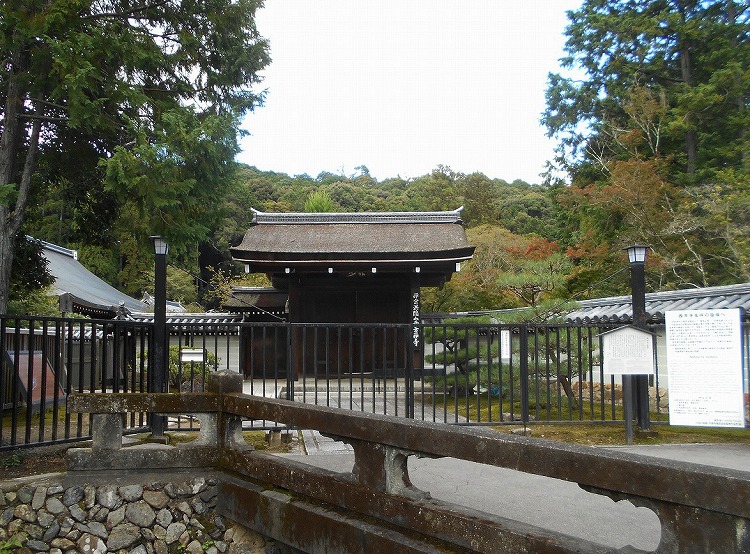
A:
625 244 649 265
151 236 169 256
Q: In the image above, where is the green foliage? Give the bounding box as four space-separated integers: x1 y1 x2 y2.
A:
213 165 277 253
104 109 243 251
495 237 572 307
26 131 120 247
197 264 270 310
0 453 23 469
543 0 750 289
423 317 503 387
421 226 519 313
497 187 556 237
7 236 58 315
423 314 598 412
77 245 120 285
166 265 199 307
3 0 746 315
303 189 338 212
7 286 60 317
0 0 271 310
491 299 577 325
116 235 154 297
10 236 54 293
423 320 528 406
424 364 506 394
456 172 500 227
202 266 235 309
212 167 567 303
0 535 24 554
545 0 749 180
424 226 575 313
409 166 458 211
0 183 17 205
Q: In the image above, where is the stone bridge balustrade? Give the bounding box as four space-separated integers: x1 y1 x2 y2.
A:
66 372 750 554
347 439 432 499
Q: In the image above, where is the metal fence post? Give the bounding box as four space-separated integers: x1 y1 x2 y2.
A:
286 322 294 400
519 325 530 425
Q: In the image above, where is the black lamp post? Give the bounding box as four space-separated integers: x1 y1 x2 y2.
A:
625 244 650 432
150 236 168 440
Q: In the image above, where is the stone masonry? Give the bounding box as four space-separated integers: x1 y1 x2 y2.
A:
0 475 286 554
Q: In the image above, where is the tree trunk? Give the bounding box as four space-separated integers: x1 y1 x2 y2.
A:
557 374 579 409
679 45 698 175
0 112 42 314
0 220 15 314
0 113 41 314
0 91 42 314
0 38 42 313
677 2 698 176
0 50 25 314
0 49 26 186
727 1 747 171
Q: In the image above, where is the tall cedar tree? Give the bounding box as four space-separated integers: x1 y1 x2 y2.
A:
0 0 270 312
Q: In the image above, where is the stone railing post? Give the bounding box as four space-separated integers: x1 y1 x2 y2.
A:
207 371 251 451
348 439 429 499
91 413 123 451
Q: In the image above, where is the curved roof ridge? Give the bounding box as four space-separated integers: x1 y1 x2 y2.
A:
30 236 78 260
251 207 464 225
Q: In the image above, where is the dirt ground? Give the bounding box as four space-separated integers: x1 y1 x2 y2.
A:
1 449 67 479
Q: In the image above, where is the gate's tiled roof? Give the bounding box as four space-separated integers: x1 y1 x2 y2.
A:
230 208 475 264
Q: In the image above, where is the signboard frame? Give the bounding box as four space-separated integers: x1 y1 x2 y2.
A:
665 308 745 428
179 348 207 363
601 325 656 375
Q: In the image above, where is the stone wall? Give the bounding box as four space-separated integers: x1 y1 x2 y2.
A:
0 474 285 554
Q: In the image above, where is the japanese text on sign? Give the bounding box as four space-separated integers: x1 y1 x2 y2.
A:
665 309 745 428
602 327 654 375
412 291 420 347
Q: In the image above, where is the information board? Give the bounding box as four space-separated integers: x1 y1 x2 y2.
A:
602 326 655 375
665 309 745 427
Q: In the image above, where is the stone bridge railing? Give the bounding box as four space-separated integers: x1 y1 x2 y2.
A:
66 371 750 554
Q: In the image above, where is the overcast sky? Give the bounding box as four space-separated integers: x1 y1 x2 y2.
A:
237 0 582 184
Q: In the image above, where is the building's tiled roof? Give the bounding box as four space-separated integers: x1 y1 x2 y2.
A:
424 283 750 324
129 312 242 325
128 312 242 335
565 283 750 323
41 240 146 317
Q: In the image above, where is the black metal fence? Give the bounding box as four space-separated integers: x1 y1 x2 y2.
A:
2 315 748 451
